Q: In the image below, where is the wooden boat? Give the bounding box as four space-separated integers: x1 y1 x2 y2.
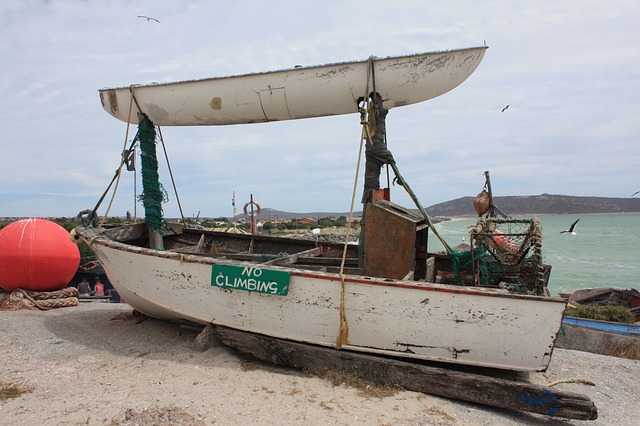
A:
78 46 568 373
77 206 566 372
99 47 487 126
557 317 640 360
556 288 640 359
568 287 640 321
562 317 640 336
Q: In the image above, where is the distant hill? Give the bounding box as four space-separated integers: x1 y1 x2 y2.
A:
425 194 640 217
246 195 640 220
253 208 358 220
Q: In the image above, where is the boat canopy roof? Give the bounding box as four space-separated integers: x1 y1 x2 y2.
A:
99 46 488 126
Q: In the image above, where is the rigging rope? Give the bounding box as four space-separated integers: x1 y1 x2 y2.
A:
389 162 453 253
91 89 137 231
355 59 451 252
335 55 376 349
86 87 186 241
157 127 186 226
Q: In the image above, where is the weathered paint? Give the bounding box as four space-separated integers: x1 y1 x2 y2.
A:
87 236 566 372
98 47 487 126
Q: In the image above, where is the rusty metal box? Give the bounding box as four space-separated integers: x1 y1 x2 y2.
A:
363 200 428 280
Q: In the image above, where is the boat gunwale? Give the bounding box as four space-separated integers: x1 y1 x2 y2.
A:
562 316 640 334
98 46 488 93
85 232 565 304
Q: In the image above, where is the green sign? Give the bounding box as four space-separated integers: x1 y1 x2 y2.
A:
211 264 290 296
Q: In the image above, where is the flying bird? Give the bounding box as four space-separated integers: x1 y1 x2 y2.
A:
501 105 510 112
138 15 159 23
632 191 640 197
560 219 580 235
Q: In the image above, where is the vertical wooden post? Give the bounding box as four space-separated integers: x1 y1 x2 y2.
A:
249 194 256 234
484 170 494 218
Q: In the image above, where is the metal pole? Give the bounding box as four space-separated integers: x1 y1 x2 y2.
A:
133 144 137 222
250 193 256 234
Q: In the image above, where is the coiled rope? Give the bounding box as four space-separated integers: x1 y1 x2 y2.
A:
0 287 79 311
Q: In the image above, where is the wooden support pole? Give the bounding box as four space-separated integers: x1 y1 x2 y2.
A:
215 326 597 421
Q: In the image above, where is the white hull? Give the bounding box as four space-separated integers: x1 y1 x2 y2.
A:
99 47 487 126
89 237 565 372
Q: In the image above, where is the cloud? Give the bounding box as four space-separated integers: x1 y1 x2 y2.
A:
1 1 638 218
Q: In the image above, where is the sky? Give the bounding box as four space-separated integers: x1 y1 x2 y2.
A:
1 1 639 219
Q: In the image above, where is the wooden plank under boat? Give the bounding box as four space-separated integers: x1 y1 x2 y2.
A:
214 325 597 420
99 46 487 126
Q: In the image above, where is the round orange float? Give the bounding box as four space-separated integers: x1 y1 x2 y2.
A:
0 218 80 291
473 190 491 216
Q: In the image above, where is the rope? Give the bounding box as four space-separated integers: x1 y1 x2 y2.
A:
0 288 79 311
26 287 79 300
389 162 453 253
86 136 138 227
356 58 451 253
335 56 376 350
157 127 186 226
336 134 365 349
97 87 137 232
547 378 596 387
78 261 103 274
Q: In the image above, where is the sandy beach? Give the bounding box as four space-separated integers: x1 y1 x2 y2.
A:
1 303 638 425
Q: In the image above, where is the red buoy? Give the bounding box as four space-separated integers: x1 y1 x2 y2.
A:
0 218 80 292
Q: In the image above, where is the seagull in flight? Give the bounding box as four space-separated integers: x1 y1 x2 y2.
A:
632 191 640 197
560 219 580 235
138 15 160 23
501 105 510 112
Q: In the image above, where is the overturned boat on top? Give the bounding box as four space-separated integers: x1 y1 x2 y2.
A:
99 46 487 126
77 46 567 373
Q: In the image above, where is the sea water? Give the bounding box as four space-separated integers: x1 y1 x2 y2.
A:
427 213 640 296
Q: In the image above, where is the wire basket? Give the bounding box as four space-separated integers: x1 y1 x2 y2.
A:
470 218 548 295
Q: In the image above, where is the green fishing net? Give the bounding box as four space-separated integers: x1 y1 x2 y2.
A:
137 114 165 232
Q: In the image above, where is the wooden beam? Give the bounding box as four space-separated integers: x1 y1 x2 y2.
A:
264 247 322 265
215 326 597 421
